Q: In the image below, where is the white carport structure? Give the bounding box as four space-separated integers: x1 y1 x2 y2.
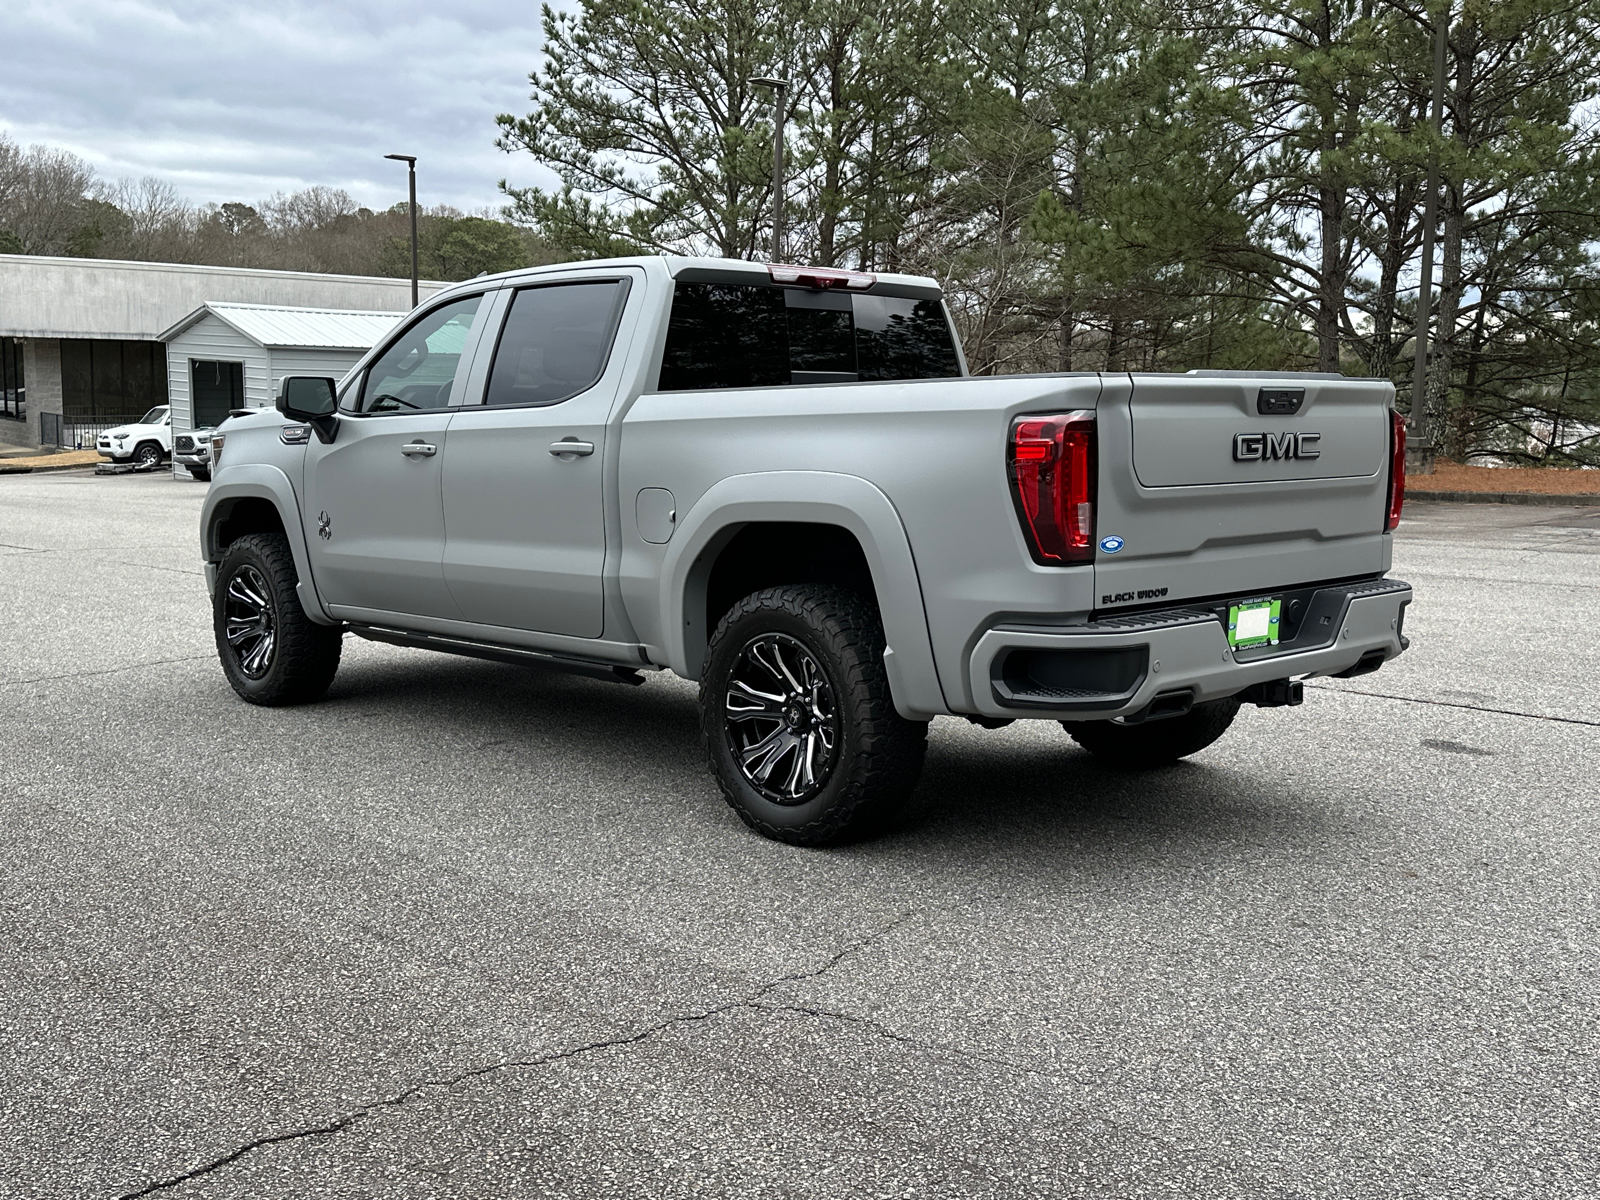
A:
159 303 403 436
0 254 439 451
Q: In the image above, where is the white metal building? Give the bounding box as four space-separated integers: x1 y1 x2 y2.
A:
158 303 404 434
0 254 441 450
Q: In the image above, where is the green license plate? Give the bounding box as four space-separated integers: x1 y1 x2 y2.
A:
1227 597 1282 648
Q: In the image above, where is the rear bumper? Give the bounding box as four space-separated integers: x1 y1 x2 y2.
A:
967 577 1411 722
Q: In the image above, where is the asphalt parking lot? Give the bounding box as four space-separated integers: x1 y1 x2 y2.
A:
1 471 1596 1199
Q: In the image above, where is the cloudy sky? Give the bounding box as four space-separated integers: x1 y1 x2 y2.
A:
0 0 566 213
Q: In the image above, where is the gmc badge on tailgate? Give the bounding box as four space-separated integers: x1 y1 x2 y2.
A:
1234 431 1321 461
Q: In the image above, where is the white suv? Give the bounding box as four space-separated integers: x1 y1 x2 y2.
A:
174 426 215 481
97 406 172 468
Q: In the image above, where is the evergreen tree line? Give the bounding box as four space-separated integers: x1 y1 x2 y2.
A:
496 0 1600 465
0 132 551 283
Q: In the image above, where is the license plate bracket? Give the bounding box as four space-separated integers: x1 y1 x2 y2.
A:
1227 597 1282 649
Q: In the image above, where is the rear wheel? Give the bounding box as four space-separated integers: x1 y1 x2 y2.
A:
214 532 342 705
1065 697 1241 767
700 585 927 846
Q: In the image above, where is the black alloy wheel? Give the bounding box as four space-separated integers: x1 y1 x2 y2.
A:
724 632 840 804
213 531 342 705
700 584 927 846
223 565 277 679
133 442 163 469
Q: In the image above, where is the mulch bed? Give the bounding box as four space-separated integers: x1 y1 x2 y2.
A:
0 450 106 474
1419 459 1600 494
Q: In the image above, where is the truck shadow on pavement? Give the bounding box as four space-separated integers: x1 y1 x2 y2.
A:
320 651 1325 861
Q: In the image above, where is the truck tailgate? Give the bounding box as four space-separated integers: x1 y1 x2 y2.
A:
1095 373 1396 610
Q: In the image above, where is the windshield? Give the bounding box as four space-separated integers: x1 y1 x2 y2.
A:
138 407 169 424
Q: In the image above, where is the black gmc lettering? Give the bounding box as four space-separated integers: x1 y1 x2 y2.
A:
1234 431 1323 462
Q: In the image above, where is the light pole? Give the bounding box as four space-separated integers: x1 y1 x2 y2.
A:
1408 6 1448 474
384 153 419 308
751 77 788 262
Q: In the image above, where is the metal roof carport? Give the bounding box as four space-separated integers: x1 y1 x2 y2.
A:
158 303 405 478
0 254 440 451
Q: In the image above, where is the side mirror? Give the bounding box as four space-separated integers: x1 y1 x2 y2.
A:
276 376 337 420
276 376 339 443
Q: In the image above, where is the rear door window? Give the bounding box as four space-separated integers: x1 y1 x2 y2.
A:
482 280 627 407
657 282 961 391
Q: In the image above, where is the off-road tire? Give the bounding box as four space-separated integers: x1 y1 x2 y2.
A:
1065 697 1241 767
214 532 342 706
700 585 927 846
188 466 211 482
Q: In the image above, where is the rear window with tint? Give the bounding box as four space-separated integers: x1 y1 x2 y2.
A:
484 280 625 407
657 282 961 392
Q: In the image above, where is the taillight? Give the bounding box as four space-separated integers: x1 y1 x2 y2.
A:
1008 413 1096 564
1385 410 1406 531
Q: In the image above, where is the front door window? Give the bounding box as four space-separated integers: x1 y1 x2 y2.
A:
357 296 481 413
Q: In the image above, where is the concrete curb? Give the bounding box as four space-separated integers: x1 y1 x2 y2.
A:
1409 489 1600 508
0 460 106 475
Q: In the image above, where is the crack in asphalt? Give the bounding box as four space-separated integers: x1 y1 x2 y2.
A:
5 657 195 690
102 558 208 578
116 1119 356 1198
116 913 913 1197
1308 683 1600 728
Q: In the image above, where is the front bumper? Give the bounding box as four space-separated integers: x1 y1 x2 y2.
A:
967 577 1412 722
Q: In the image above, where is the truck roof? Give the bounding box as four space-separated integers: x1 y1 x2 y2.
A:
424 255 943 301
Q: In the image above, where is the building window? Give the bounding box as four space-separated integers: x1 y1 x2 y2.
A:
190 360 244 427
59 339 169 419
0 337 23 421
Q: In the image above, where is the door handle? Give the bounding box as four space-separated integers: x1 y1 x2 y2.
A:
401 442 437 457
549 439 595 458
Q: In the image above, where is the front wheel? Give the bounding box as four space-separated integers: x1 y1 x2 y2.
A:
700 585 927 846
213 532 342 705
1065 697 1241 767
133 442 164 469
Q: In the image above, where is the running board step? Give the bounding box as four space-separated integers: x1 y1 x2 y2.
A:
347 624 645 686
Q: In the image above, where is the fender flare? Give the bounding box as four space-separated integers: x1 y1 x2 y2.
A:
200 464 334 624
659 471 948 719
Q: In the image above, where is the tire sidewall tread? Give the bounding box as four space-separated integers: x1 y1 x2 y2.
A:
1065 697 1241 767
700 585 926 847
214 532 342 706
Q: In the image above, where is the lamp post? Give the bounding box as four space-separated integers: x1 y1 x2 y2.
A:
384 154 419 308
750 77 789 262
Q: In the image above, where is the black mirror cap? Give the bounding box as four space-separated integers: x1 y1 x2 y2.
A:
276 376 338 420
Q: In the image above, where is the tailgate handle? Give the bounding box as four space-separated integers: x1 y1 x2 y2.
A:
1257 387 1304 416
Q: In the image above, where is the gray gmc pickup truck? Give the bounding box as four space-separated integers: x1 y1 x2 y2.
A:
201 256 1411 845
